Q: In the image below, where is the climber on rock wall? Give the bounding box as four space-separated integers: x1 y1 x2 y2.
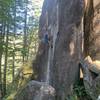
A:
42 28 53 48
48 34 53 48
39 28 53 55
43 32 49 45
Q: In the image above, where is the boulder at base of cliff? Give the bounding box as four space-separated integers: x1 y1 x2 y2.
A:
80 56 100 100
14 81 55 100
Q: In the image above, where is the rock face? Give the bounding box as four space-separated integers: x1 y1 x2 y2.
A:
84 0 100 60
82 0 100 99
14 81 55 100
37 0 84 99
90 0 100 60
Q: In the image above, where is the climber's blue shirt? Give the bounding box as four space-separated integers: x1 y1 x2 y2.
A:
44 34 49 43
42 33 49 44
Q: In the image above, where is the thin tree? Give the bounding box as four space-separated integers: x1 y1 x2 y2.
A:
3 23 9 96
23 0 28 62
12 0 17 82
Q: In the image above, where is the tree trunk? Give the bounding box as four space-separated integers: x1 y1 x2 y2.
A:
0 22 5 98
12 0 16 82
3 24 9 96
0 22 3 99
23 0 28 63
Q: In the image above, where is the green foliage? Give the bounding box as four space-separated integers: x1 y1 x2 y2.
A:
3 61 34 100
74 84 86 97
66 94 78 100
70 79 91 100
0 0 43 99
65 79 91 100
21 48 28 56
0 0 13 22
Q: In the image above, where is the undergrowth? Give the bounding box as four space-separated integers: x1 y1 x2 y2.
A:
66 78 92 100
